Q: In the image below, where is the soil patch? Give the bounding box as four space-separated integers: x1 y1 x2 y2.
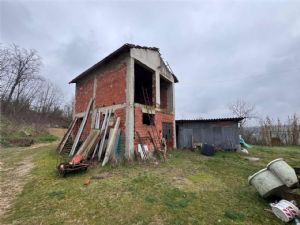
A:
0 156 34 217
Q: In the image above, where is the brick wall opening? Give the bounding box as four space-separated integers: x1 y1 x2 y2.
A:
142 113 154 125
134 62 154 105
160 75 173 112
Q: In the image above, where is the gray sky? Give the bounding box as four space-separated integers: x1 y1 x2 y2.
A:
1 0 300 123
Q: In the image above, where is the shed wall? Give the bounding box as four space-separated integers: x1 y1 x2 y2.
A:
177 121 240 150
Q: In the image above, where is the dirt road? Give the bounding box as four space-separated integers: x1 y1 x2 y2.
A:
0 143 52 218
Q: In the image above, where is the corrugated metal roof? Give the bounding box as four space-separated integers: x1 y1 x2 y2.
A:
176 117 244 123
69 43 178 83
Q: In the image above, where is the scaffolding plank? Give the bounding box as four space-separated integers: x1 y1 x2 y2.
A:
102 117 120 166
92 109 108 159
98 109 112 161
69 98 94 156
57 117 78 154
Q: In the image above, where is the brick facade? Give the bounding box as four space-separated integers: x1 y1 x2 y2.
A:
75 77 93 113
74 63 127 142
134 106 174 152
95 64 126 107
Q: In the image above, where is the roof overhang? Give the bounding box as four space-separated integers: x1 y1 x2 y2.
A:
176 117 245 123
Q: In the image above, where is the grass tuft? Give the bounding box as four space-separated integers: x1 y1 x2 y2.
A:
162 188 196 210
224 210 245 220
35 134 59 142
47 191 65 199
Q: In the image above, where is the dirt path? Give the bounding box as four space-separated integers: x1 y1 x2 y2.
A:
26 142 54 150
0 156 34 217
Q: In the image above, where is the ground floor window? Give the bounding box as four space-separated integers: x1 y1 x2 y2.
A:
142 113 154 125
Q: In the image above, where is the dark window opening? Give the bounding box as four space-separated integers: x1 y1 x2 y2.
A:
160 75 173 112
134 62 154 105
142 113 154 125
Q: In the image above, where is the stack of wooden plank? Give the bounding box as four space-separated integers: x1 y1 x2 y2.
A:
75 129 101 160
56 98 122 167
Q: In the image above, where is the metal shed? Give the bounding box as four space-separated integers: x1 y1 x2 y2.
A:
176 117 244 150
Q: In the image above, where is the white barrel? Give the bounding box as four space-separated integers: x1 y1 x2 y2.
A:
271 200 300 222
248 168 285 198
267 158 298 188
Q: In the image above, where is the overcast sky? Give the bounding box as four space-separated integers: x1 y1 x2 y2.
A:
1 0 299 123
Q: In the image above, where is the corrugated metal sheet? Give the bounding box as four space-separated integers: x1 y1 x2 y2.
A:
176 117 244 123
176 120 241 150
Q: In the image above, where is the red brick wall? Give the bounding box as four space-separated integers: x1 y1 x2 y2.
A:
75 63 127 113
74 63 127 143
95 64 126 108
134 107 174 152
75 77 94 113
114 108 126 134
155 111 174 148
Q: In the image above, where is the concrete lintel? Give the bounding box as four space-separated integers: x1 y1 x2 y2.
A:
74 104 126 118
141 107 155 114
134 103 174 115
95 104 126 113
74 112 85 118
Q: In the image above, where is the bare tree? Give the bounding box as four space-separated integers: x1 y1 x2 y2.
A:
63 97 74 121
228 99 257 128
260 116 272 146
0 44 42 103
0 44 12 96
0 43 71 128
255 114 299 146
34 80 63 114
288 114 299 145
0 44 11 79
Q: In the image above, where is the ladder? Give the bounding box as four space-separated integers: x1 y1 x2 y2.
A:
142 87 162 150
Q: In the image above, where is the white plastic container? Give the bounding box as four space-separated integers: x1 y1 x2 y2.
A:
248 168 285 198
271 200 300 222
267 158 298 187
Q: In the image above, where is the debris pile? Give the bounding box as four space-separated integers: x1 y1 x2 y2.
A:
248 158 300 223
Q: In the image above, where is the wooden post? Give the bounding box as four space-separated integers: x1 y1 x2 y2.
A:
98 109 112 161
69 98 94 156
102 117 120 166
57 117 78 153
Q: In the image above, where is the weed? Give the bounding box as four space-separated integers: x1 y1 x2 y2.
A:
47 191 65 199
224 210 245 220
144 195 158 204
35 134 59 142
162 188 196 210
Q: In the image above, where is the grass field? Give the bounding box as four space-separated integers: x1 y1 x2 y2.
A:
0 144 299 225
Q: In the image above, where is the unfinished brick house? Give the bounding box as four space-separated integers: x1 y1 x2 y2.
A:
69 44 178 160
